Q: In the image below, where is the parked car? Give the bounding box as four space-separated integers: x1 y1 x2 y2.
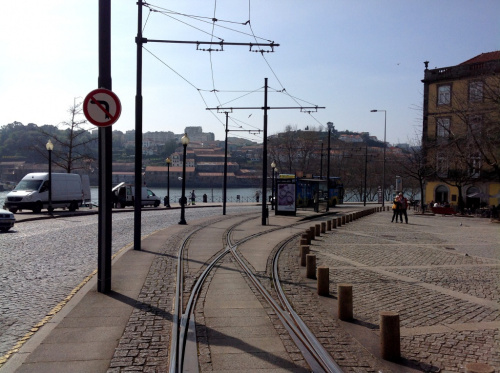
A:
0 208 15 232
4 172 91 213
112 183 161 208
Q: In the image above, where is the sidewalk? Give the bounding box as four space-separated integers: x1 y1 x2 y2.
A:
1 207 498 372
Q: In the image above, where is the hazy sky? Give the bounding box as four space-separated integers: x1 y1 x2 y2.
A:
1 1 499 145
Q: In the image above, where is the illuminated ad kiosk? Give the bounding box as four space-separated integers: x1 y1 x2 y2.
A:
275 174 296 216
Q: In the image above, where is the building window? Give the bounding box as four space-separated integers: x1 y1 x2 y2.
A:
469 81 483 102
437 84 451 105
436 153 448 177
469 152 481 178
468 115 482 138
436 117 451 141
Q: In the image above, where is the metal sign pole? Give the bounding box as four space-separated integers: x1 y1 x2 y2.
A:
97 0 112 293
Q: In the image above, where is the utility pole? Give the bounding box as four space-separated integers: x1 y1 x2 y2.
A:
134 0 143 251
223 111 229 216
208 78 325 225
134 2 279 245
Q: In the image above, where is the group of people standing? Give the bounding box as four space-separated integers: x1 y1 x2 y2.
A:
391 192 409 223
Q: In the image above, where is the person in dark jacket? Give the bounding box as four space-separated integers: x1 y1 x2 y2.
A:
391 195 401 223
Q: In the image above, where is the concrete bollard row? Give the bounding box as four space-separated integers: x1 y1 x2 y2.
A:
309 226 316 241
317 266 329 296
338 284 353 321
299 245 310 266
380 311 400 361
306 254 316 279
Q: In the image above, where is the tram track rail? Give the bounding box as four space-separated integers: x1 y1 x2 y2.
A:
168 211 347 372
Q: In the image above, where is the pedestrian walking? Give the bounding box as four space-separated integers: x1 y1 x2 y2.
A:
190 190 196 205
399 192 409 224
391 195 401 222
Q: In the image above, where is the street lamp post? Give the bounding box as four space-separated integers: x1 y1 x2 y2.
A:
165 157 171 208
271 161 276 210
179 134 189 225
370 109 387 207
320 141 323 179
326 122 334 212
46 139 54 214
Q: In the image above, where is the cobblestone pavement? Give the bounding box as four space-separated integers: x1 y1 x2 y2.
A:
280 211 499 372
3 206 499 372
0 206 258 362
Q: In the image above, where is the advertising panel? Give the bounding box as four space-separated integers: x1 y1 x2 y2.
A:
276 175 296 216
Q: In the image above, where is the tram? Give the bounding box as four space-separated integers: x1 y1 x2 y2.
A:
296 176 344 208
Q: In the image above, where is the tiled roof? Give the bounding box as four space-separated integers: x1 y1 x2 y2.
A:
460 51 500 65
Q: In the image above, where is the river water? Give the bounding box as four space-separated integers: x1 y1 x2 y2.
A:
0 186 265 209
1 185 398 209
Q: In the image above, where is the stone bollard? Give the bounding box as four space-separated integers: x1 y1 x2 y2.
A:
327 220 332 231
341 216 346 225
380 311 400 361
306 254 316 279
300 238 309 246
338 284 353 321
309 226 316 240
317 266 329 296
337 217 342 227
301 233 310 245
315 224 321 237
465 363 495 373
299 245 310 266
321 222 326 233
332 218 337 229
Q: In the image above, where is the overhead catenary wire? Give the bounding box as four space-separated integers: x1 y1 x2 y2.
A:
141 1 325 137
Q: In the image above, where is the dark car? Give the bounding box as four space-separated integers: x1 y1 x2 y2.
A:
0 208 15 232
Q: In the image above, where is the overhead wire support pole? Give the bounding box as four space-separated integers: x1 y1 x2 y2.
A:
208 79 325 225
223 111 230 215
134 0 280 238
134 0 143 251
263 78 268 225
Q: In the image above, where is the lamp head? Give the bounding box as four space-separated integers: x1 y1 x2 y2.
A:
166 157 171 165
370 110 378 112
271 161 276 168
181 133 189 146
46 139 54 151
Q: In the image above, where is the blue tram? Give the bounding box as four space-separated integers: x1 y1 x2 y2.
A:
296 177 344 208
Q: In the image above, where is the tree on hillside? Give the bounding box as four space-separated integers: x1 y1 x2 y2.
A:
37 99 97 173
0 122 44 162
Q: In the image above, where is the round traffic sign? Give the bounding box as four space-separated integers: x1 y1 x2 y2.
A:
83 88 122 127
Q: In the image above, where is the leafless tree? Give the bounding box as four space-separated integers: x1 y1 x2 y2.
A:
38 99 97 173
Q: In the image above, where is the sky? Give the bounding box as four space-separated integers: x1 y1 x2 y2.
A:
1 0 499 146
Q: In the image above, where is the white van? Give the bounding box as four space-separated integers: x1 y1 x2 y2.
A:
5 173 91 213
112 183 161 208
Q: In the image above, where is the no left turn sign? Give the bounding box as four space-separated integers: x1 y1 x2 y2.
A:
83 88 122 127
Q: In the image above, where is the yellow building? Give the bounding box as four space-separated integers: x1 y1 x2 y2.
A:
421 51 500 210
